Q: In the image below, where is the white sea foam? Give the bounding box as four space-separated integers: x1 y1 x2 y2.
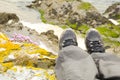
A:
109 19 120 25
20 21 64 38
21 21 86 50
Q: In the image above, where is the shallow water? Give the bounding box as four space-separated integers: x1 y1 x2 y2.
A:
0 0 120 23
0 0 41 23
1 0 119 52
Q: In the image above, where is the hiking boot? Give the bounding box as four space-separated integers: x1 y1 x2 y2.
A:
59 28 78 50
85 29 105 54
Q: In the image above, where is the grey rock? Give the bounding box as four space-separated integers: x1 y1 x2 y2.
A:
28 0 110 27
104 2 120 20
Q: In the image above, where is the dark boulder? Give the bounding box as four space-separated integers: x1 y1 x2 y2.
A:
0 12 19 24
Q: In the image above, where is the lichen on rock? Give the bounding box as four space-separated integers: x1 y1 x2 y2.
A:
0 32 57 80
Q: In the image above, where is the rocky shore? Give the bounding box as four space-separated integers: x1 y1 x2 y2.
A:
0 0 120 80
0 12 59 54
0 12 58 80
28 0 110 27
28 0 120 54
104 2 120 20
